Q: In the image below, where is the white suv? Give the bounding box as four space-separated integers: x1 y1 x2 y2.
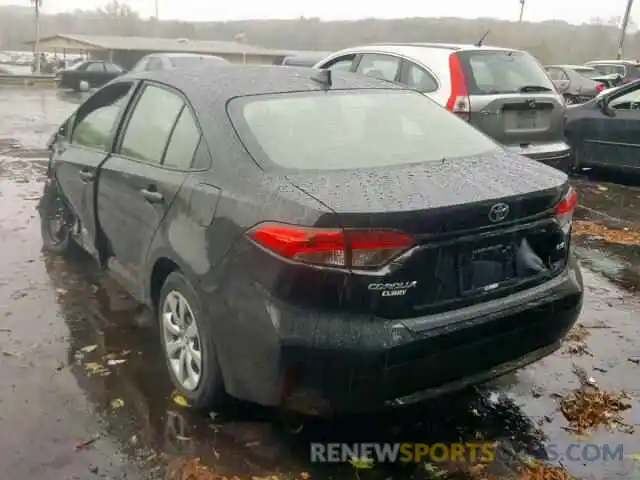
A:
314 43 571 172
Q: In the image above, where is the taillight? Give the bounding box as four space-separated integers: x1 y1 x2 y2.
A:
555 187 578 229
246 222 416 269
446 53 471 121
595 83 605 93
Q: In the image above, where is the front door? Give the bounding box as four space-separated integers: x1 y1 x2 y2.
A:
96 82 200 290
583 83 640 171
53 81 136 258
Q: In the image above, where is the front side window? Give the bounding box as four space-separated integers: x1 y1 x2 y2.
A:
119 84 184 163
457 50 554 95
320 55 356 72
229 89 498 171
71 82 132 151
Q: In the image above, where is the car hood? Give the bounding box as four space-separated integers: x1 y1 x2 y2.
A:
284 148 567 216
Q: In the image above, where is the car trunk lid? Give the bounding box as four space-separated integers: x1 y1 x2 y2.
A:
284 151 572 320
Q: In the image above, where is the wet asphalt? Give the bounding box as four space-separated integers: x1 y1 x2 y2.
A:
0 88 639 480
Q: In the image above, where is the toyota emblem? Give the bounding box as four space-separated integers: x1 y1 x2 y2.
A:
488 203 510 223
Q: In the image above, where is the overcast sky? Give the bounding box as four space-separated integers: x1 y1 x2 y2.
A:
1 0 638 25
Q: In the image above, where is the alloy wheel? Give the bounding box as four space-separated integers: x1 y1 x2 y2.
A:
161 290 203 391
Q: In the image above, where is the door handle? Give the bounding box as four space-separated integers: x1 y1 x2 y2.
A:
78 169 94 182
140 187 163 203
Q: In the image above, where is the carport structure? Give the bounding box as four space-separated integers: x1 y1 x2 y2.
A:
24 34 305 68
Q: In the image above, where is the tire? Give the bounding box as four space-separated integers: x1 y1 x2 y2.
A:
158 271 226 409
38 181 76 256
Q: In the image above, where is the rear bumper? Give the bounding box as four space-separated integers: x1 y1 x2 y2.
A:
505 141 572 172
271 257 583 415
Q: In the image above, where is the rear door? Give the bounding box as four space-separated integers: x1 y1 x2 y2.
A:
96 82 200 289
457 50 566 147
54 81 135 258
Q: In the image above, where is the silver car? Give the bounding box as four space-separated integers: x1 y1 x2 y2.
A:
130 52 229 73
314 43 571 172
545 65 606 104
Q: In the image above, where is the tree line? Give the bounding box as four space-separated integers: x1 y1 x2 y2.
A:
1 1 640 64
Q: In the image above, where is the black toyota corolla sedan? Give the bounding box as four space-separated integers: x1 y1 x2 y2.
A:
39 64 583 415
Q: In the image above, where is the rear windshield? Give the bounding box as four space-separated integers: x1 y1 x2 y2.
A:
574 67 599 79
457 50 555 95
169 56 226 67
228 90 498 171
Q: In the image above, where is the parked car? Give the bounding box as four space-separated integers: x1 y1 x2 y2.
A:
565 78 640 173
545 65 606 104
57 60 126 92
584 60 640 87
130 53 229 73
314 44 571 172
39 64 583 414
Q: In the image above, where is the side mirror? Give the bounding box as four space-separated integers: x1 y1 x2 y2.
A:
597 97 616 117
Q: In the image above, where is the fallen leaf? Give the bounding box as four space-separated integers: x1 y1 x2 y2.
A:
172 393 189 408
80 345 98 353
110 398 124 409
626 453 640 461
596 185 608 191
572 221 640 246
558 385 632 435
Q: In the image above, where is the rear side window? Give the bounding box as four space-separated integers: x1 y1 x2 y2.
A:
85 62 105 72
574 67 599 79
356 54 401 82
120 85 184 163
163 107 201 168
228 90 498 171
457 51 554 95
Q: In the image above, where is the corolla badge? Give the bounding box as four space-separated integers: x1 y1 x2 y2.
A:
488 202 510 223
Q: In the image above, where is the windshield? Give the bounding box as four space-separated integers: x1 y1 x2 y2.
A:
228 90 498 171
457 50 555 95
169 56 227 67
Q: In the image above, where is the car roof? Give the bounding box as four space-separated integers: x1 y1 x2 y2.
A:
585 59 639 65
547 64 594 69
124 63 403 99
149 52 223 59
332 43 519 55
